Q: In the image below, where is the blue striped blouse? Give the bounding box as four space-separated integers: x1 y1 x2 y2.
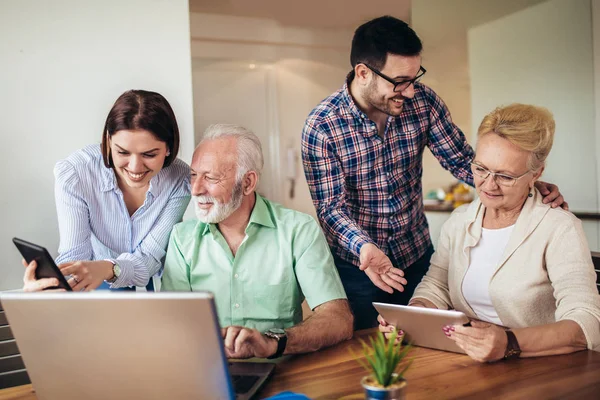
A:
54 144 191 289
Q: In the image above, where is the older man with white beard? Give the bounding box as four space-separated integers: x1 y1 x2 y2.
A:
161 124 353 359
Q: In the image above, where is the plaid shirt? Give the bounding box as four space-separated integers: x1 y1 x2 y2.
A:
301 80 474 270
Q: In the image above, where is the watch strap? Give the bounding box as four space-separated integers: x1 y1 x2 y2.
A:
504 330 521 360
104 259 118 283
266 332 287 359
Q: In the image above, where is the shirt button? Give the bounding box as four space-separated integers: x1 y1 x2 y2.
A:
234 274 239 278
235 303 240 308
388 195 393 200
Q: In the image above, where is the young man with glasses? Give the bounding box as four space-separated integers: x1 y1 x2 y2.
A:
301 16 566 330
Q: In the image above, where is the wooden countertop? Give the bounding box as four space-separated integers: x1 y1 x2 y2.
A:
424 203 600 220
2 330 600 400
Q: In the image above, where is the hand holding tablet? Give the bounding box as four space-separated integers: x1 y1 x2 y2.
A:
13 237 72 292
373 302 470 354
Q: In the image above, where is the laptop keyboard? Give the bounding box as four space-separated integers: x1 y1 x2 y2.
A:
231 374 260 394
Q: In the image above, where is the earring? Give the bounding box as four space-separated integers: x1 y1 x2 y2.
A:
166 151 171 157
528 188 533 198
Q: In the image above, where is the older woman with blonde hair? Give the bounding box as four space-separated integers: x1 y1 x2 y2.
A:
379 103 600 361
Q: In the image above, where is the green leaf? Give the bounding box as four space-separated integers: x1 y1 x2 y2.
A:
349 331 413 387
396 343 412 366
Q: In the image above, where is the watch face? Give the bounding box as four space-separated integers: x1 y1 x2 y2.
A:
504 348 521 359
114 264 122 278
269 328 286 335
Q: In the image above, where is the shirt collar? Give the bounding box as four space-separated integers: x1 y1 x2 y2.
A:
199 192 276 237
341 72 390 139
100 166 117 192
147 174 160 198
247 193 276 229
463 188 551 249
341 72 369 122
200 222 211 236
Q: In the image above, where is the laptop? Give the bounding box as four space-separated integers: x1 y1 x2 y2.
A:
373 302 470 354
1 291 274 400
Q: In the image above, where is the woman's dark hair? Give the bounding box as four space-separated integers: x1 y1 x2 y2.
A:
350 16 423 70
101 90 180 168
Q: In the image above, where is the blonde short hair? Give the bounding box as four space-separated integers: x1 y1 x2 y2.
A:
477 104 555 171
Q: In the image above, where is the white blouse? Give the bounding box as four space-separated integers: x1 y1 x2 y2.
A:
462 225 514 325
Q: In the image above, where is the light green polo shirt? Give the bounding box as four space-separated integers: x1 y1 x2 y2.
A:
161 193 347 331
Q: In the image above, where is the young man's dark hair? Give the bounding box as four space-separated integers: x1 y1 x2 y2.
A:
350 16 423 70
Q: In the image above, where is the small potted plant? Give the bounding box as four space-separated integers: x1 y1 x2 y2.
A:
354 330 412 400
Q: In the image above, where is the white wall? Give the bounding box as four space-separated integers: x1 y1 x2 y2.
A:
469 0 599 250
0 0 195 290
274 59 350 215
192 59 280 201
189 12 352 216
411 0 546 195
412 6 473 196
594 0 600 238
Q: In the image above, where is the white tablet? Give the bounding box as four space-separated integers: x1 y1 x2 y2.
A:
373 302 470 354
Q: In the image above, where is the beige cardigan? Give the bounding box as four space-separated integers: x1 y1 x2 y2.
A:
413 188 600 352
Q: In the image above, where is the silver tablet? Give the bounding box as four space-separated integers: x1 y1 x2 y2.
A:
373 302 470 354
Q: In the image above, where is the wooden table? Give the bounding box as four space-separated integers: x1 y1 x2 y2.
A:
2 329 600 400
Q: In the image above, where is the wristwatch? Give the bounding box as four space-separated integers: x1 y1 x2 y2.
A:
104 259 121 284
264 328 287 359
503 330 521 360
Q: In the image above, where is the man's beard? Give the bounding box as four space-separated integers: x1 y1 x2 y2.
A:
363 79 404 116
194 179 244 224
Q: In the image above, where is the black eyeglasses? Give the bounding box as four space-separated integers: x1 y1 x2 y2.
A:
363 64 426 92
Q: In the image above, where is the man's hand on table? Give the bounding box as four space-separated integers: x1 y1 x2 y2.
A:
222 326 278 359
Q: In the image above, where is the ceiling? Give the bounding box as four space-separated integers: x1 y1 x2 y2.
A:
188 0 411 30
189 0 548 34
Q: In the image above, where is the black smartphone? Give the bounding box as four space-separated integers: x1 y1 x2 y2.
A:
13 237 72 291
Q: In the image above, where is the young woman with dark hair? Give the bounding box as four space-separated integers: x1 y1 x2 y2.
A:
22 90 190 291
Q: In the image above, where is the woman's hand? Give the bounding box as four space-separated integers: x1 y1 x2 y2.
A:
377 314 404 343
22 259 66 292
444 320 507 362
58 260 114 291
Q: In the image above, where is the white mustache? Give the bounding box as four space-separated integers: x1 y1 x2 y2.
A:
194 195 220 204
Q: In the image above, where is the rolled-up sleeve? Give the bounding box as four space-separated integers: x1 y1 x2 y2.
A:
546 219 600 352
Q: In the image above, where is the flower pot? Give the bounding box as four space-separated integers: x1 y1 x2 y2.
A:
361 375 407 400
